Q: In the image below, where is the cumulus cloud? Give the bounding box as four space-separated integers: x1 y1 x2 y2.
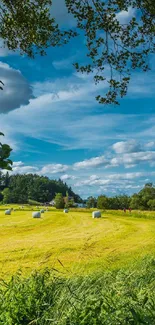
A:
74 174 142 190
10 163 68 177
112 140 141 154
10 162 69 176
108 172 144 180
0 62 33 113
73 149 155 171
110 151 155 168
89 175 100 181
12 161 39 174
75 178 111 187
40 164 69 175
10 150 155 182
74 156 108 169
13 161 24 167
60 174 76 181
6 160 155 198
73 150 155 172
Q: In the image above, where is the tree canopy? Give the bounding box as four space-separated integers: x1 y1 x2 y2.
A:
0 0 154 104
0 172 81 204
54 193 65 209
0 0 75 57
66 0 155 104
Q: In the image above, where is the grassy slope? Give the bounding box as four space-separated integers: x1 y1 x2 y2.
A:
0 206 155 278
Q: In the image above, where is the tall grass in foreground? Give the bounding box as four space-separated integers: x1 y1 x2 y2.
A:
0 257 155 324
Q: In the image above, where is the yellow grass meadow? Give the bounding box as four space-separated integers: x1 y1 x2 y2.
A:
0 206 155 278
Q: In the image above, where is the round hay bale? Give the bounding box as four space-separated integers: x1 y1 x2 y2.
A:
5 209 11 215
92 211 101 218
32 211 41 219
64 209 68 213
40 209 44 213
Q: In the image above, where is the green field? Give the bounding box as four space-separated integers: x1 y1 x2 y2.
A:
0 206 155 278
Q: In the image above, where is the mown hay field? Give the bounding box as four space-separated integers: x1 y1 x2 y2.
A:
0 205 155 278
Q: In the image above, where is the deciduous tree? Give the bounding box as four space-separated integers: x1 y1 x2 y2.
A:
54 193 65 209
0 133 12 170
0 0 154 105
66 0 155 104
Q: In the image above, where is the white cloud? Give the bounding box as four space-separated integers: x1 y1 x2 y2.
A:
74 174 142 189
72 149 155 171
112 140 141 154
9 161 69 176
13 161 24 167
5 159 155 198
110 151 155 168
116 7 135 24
11 161 39 174
108 172 155 180
75 178 111 187
40 164 69 175
89 175 100 181
60 174 76 181
0 61 154 157
74 156 108 169
0 62 33 113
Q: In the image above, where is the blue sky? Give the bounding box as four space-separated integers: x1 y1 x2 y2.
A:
0 1 155 198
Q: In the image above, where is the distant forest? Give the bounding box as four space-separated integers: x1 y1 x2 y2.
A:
86 183 155 210
0 172 82 204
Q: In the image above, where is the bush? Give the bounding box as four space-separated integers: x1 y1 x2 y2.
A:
0 257 155 324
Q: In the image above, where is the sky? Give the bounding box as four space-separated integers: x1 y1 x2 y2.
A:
0 0 155 199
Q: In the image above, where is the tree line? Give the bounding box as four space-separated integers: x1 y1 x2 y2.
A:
0 172 155 210
86 183 155 211
0 172 82 204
